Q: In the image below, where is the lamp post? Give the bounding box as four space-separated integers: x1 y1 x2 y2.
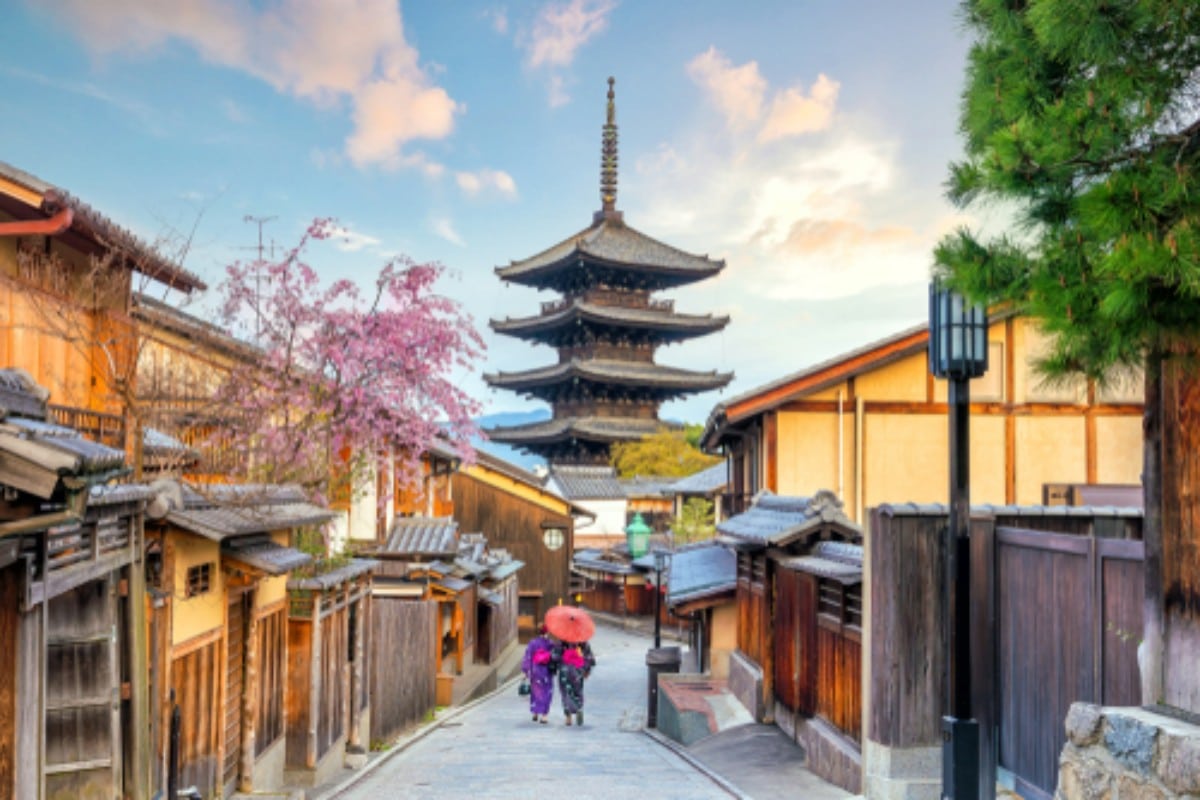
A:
928 281 989 800
653 549 668 649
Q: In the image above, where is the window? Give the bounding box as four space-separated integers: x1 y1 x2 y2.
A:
817 578 863 632
186 563 212 597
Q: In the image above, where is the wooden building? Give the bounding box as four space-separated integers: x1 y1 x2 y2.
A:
666 461 728 526
572 548 646 615
548 464 626 550
143 482 324 797
716 490 863 793
666 541 737 678
0 372 152 800
449 449 577 620
285 558 377 788
485 78 730 465
702 314 1143 522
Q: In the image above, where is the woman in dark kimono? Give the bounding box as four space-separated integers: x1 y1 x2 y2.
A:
552 639 595 726
521 625 555 723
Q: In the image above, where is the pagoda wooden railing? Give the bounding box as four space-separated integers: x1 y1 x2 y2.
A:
542 292 676 314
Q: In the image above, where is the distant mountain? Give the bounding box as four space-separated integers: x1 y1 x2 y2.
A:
472 409 549 473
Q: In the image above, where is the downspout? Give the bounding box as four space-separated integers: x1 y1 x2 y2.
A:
855 396 865 523
837 390 845 501
0 206 74 237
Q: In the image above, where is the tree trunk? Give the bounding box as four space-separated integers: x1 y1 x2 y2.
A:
1159 349 1200 712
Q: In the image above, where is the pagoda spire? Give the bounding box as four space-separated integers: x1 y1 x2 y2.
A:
597 76 622 222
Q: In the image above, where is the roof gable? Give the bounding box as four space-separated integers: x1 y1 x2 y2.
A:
716 490 861 549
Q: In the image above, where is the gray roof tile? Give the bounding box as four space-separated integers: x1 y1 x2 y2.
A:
486 358 732 393
288 558 379 590
716 490 861 548
667 542 736 606
550 465 626 499
669 462 727 495
489 416 664 448
380 516 459 557
221 535 312 575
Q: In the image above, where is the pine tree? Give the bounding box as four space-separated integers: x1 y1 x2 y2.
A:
936 0 1200 711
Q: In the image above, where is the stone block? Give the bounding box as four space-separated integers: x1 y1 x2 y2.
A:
1105 713 1158 776
1065 702 1103 746
1056 755 1113 800
1115 774 1168 800
1157 733 1200 795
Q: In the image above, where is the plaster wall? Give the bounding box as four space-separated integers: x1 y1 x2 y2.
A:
855 355 927 402
1015 416 1087 503
171 535 225 646
572 498 627 539
1096 415 1145 485
710 603 737 680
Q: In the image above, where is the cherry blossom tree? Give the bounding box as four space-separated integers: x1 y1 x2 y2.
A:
215 218 483 508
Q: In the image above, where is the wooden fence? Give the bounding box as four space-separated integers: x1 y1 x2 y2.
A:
869 504 1143 799
369 599 436 745
982 525 1144 799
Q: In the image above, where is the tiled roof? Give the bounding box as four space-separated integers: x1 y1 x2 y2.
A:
496 216 724 288
0 410 127 499
379 516 460 557
778 541 864 584
221 535 312 575
875 502 1144 518
485 359 732 395
549 464 625 500
157 482 334 541
491 300 729 342
667 542 736 607
133 293 257 361
621 475 677 499
669 462 727 495
288 558 379 591
487 416 665 448
572 547 636 576
486 560 524 581
0 160 207 293
716 490 861 548
0 369 48 418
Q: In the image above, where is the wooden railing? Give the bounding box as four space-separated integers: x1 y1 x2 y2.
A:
49 404 125 449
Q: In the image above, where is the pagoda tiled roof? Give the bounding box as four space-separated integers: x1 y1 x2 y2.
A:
484 359 732 396
491 299 729 343
484 415 665 446
496 216 724 289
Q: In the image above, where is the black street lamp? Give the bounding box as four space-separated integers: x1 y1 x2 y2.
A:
928 281 989 800
653 549 668 649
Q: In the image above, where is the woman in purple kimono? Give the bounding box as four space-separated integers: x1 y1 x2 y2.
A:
552 639 595 726
521 625 555 723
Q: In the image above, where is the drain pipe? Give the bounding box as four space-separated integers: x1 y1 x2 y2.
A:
0 206 73 237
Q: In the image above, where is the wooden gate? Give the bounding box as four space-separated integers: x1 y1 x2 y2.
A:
45 576 121 799
987 527 1143 799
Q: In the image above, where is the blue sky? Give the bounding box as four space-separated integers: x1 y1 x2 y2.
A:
0 0 979 425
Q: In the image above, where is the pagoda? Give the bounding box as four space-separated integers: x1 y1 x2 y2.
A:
485 78 732 465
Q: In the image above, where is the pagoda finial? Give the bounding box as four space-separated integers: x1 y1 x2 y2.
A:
598 76 620 221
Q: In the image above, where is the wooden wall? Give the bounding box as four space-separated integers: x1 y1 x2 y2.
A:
369 599 436 744
254 604 287 758
171 632 222 796
0 564 17 795
450 473 573 606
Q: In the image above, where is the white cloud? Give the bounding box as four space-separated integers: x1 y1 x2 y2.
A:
48 0 461 169
455 169 518 198
482 7 509 35
517 0 615 105
431 217 466 247
687 47 839 141
326 224 381 253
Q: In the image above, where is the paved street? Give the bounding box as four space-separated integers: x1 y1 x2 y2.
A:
327 624 735 800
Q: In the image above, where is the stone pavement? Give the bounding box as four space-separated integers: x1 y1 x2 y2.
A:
313 621 849 800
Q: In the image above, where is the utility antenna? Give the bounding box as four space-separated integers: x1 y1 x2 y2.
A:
241 214 276 340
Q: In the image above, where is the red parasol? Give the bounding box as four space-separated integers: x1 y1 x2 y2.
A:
544 605 595 643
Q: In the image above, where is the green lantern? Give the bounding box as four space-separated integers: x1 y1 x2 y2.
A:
625 512 651 558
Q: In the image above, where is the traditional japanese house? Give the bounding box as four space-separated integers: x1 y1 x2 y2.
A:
485 78 731 466
716 490 863 792
702 314 1143 522
547 464 627 550
666 541 737 678
571 547 645 615
667 461 728 526
0 372 152 800
447 448 578 628
622 475 676 534
285 557 378 788
0 163 206 461
142 481 324 797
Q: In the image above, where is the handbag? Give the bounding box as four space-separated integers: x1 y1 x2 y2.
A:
518 678 531 696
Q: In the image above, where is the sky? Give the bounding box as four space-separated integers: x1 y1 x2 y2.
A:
0 0 984 426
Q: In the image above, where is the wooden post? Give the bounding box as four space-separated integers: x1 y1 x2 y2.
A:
970 516 997 800
127 527 151 800
308 603 322 769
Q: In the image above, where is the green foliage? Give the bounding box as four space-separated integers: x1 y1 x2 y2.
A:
610 426 720 478
937 0 1200 382
672 497 716 545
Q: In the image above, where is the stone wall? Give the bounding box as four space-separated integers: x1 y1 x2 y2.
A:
774 700 863 794
727 650 764 722
1057 703 1200 799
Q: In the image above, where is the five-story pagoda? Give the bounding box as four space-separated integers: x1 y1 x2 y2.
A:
485 78 732 465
